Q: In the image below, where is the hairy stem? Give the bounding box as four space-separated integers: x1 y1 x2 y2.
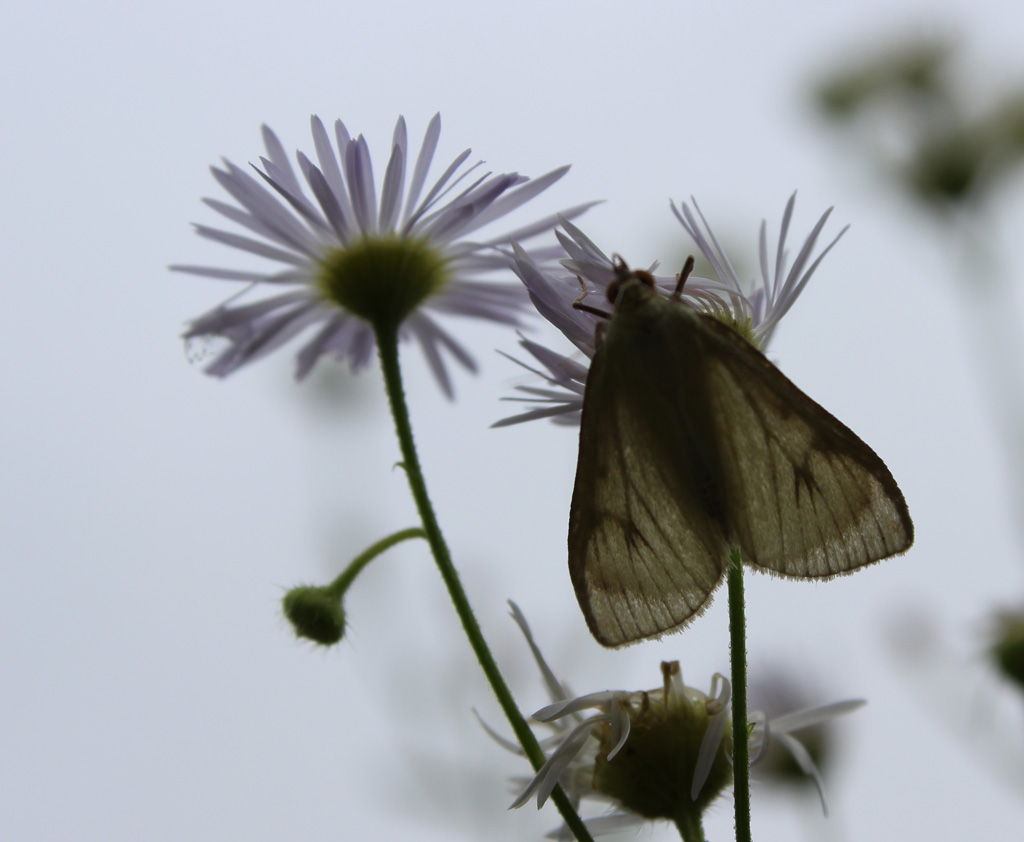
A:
728 549 751 842
375 326 594 842
674 808 706 842
328 528 426 596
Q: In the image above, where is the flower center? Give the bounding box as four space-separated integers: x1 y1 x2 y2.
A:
591 680 733 822
717 313 757 347
316 237 449 330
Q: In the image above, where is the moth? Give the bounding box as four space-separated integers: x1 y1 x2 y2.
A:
569 258 913 647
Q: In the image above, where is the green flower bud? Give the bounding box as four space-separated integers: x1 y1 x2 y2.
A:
282 585 346 646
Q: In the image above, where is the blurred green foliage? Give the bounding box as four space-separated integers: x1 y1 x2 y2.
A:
816 34 1024 210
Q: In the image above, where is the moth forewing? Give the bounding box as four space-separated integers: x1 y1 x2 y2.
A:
569 279 731 646
568 267 913 648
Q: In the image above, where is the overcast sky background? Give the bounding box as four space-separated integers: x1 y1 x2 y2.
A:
4 1 1024 840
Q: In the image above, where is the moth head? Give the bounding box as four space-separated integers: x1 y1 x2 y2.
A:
606 256 655 307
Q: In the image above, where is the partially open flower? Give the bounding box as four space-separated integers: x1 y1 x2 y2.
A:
488 604 863 838
174 113 594 396
511 661 733 834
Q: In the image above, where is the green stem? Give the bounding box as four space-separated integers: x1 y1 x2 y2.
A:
328 528 427 596
374 326 595 842
728 549 751 842
674 809 706 842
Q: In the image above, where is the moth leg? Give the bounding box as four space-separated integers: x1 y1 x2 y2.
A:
573 276 613 320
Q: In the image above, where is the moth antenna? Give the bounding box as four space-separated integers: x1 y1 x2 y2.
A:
611 254 633 282
673 255 696 299
573 275 613 320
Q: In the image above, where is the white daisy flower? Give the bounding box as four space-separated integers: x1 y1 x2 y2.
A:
487 604 864 838
496 194 846 424
174 113 594 396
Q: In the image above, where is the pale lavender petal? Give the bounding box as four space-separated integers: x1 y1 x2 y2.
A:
420 203 476 244
773 192 797 297
558 217 612 272
511 242 599 354
198 300 323 377
345 136 378 234
409 311 477 373
259 124 301 195
295 313 350 380
378 140 405 232
403 112 441 222
429 282 527 324
346 324 377 371
202 197 288 247
459 166 570 235
390 115 408 163
302 158 352 243
424 173 521 242
213 162 319 255
405 149 476 230
517 338 589 387
481 200 602 249
492 402 582 427
192 225 308 266
311 116 356 225
334 118 352 152
255 159 331 235
170 265 306 284
186 290 309 332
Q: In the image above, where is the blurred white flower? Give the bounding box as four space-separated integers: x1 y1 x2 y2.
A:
496 194 845 424
174 113 594 396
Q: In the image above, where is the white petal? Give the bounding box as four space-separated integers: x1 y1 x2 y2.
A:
769 699 867 734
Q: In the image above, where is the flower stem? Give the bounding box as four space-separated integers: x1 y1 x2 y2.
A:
728 549 752 842
328 528 427 596
374 327 595 842
674 809 706 842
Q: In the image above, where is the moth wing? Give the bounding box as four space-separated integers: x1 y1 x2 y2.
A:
695 314 914 577
569 321 730 648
